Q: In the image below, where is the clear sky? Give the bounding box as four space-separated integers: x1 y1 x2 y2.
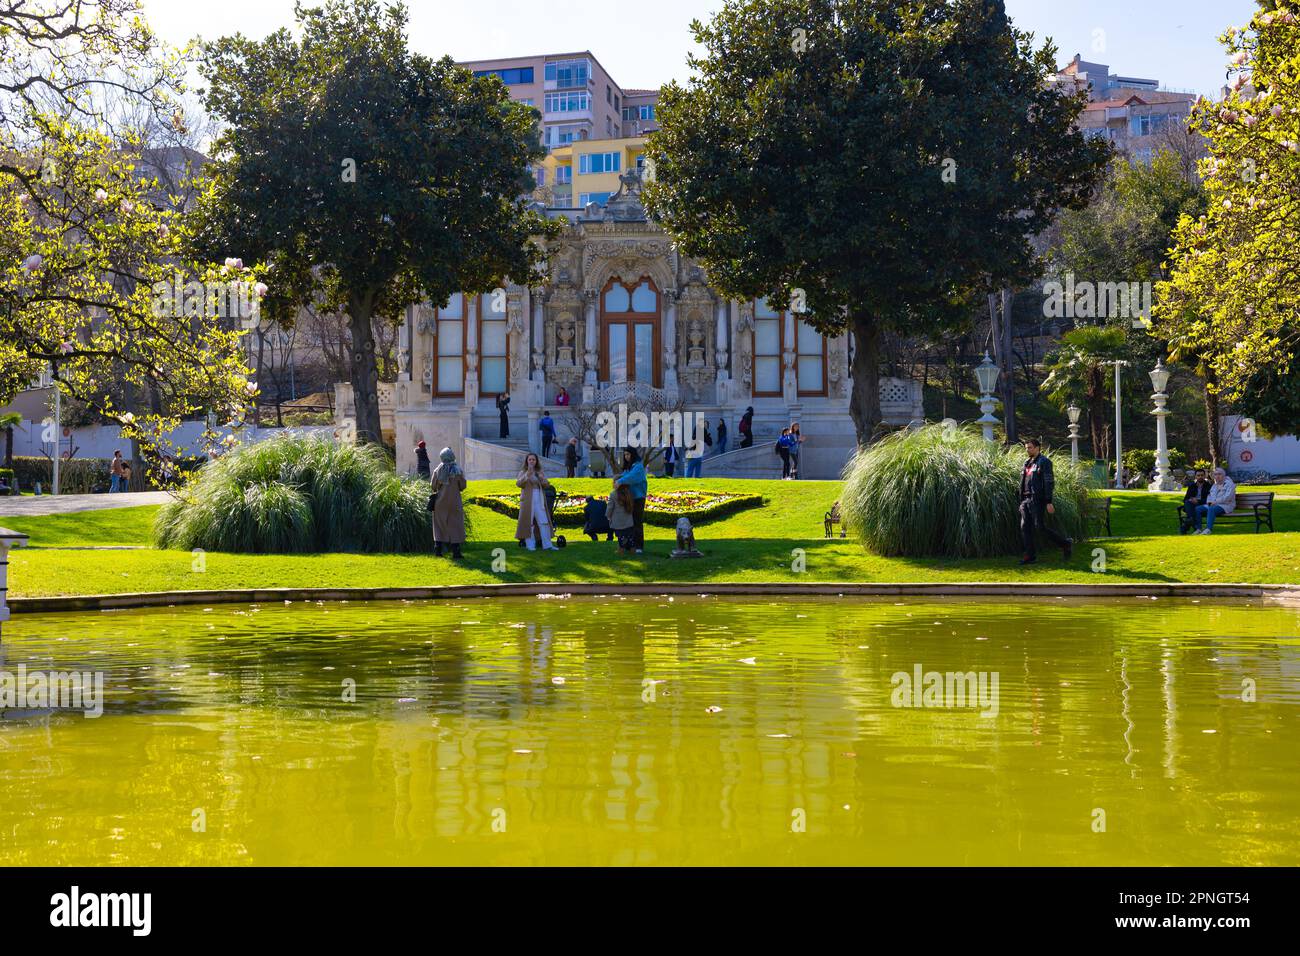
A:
142 0 1258 98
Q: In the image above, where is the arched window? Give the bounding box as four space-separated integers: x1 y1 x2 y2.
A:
435 294 465 396
752 297 827 397
601 277 660 385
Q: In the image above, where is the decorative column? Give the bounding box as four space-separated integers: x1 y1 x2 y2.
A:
715 298 730 382
782 309 797 405
0 527 29 642
531 292 546 383
583 290 598 390
1148 359 1177 491
664 290 678 395
464 299 480 408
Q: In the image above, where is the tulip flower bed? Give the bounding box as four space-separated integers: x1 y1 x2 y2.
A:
468 488 764 527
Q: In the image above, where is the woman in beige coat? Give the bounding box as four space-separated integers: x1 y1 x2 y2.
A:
430 447 467 559
516 452 556 550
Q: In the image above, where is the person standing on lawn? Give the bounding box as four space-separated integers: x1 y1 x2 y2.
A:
516 452 556 550
564 437 581 478
616 447 648 554
1018 437 1072 565
496 391 511 439
430 447 467 559
1193 467 1237 535
1180 468 1212 534
663 438 679 477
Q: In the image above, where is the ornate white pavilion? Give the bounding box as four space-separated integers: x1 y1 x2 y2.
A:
336 172 923 479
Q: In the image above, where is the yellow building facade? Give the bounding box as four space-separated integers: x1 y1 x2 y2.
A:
541 135 649 209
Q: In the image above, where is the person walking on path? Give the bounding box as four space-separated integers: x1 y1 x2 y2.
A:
564 437 581 478
1018 437 1072 565
539 412 556 458
1193 467 1237 535
738 407 754 448
496 391 511 439
1180 468 1212 534
430 447 467 559
776 428 793 479
516 452 556 550
110 450 126 493
414 440 431 480
788 422 804 479
716 418 728 455
615 447 648 554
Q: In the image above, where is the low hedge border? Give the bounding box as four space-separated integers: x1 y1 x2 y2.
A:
467 490 765 528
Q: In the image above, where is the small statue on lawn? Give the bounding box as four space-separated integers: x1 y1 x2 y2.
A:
671 516 703 558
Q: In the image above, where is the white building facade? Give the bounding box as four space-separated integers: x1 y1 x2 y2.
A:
338 174 923 479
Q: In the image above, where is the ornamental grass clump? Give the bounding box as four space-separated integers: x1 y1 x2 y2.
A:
840 424 1095 558
153 434 439 554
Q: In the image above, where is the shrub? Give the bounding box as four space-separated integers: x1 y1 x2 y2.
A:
153 434 443 553
840 424 1096 558
10 456 109 494
1123 448 1188 477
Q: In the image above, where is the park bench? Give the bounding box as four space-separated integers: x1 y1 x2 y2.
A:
1176 491 1274 533
1086 496 1113 537
824 501 847 538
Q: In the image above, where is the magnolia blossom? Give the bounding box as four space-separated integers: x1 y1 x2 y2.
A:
1220 109 1239 123
1245 305 1256 316
94 187 108 202
1223 199 1233 209
1272 104 1285 118
22 253 42 271
120 199 135 214
1231 51 1249 66
245 380 258 394
254 282 269 297
60 340 75 354
1242 114 1258 127
120 412 136 425
158 224 170 237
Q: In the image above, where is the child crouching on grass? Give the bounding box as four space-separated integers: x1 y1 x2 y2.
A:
606 482 636 553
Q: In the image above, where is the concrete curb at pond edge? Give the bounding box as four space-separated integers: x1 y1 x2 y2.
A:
9 581 1300 614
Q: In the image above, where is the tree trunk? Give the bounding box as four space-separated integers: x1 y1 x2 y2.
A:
1000 288 1017 444
848 316 883 447
4 427 12 468
1201 368 1222 467
347 290 383 446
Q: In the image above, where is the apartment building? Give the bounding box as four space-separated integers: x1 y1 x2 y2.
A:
1054 54 1198 163
461 51 658 148
540 134 650 208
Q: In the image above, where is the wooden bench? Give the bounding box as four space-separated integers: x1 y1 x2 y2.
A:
1177 491 1274 533
824 501 847 538
1086 496 1112 536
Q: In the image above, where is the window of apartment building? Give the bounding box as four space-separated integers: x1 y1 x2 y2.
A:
622 106 636 122
1129 114 1153 137
606 116 612 137
614 94 620 111
534 166 546 187
545 92 590 113
546 125 588 146
478 293 509 397
473 67 535 85
435 294 466 396
545 59 589 88
639 104 655 121
579 152 620 174
555 165 572 184
606 85 612 104
518 98 535 107
752 297 825 396
579 191 613 207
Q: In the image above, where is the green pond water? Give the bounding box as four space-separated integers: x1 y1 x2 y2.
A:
1 595 1298 866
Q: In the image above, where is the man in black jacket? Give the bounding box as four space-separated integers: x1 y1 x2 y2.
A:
1019 437 1072 565
1180 468 1212 533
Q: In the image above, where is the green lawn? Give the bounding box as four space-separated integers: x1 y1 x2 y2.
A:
7 478 1300 598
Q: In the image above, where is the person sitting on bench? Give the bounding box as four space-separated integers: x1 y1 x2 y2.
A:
1180 468 1212 534
1192 467 1236 535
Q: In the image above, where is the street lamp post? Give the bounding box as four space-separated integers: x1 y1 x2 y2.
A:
975 351 1001 442
1066 404 1082 465
1106 360 1129 490
1148 359 1177 491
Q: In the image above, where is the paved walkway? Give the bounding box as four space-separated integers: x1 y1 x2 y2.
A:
0 491 172 517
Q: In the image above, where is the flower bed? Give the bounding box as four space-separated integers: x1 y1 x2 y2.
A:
468 489 764 527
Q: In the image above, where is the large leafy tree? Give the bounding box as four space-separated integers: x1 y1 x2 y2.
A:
645 0 1108 444
0 1 253 471
1156 1 1300 435
195 0 556 446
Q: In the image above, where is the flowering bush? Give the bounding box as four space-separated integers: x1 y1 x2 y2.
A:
468 489 763 527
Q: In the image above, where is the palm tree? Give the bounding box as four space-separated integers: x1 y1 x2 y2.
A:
1040 326 1128 458
0 412 21 469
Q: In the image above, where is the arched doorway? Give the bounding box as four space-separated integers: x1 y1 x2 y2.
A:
600 276 661 385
